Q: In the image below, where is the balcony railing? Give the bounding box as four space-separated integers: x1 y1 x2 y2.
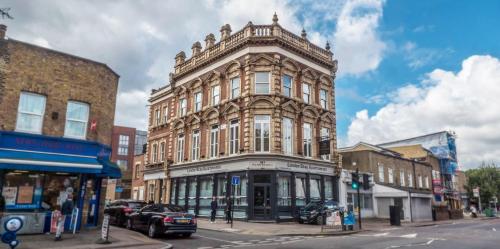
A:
175 24 333 76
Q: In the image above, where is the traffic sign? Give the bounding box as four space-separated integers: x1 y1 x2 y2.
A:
231 176 240 185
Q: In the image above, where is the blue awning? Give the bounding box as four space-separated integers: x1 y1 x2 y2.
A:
0 148 121 178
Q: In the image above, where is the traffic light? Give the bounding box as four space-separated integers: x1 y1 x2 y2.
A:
351 172 359 190
363 174 370 190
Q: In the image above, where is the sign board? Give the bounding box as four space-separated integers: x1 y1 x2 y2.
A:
473 187 480 197
2 187 17 205
231 176 240 185
17 186 34 204
115 186 123 193
101 214 110 241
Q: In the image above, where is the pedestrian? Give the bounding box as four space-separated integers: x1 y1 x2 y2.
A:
56 194 74 241
225 197 232 224
210 196 218 223
470 205 477 218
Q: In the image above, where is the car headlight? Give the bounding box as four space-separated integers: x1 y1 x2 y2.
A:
310 210 317 215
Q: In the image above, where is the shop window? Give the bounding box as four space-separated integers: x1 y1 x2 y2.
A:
178 178 186 206
188 179 197 214
192 130 200 161
212 85 220 105
194 92 202 112
324 177 334 201
198 177 214 216
303 123 312 157
210 125 219 158
255 72 270 94
230 77 240 99
254 115 270 152
16 92 46 134
282 118 293 155
320 127 330 160
64 101 89 139
233 175 247 219
216 176 227 216
118 135 129 155
295 176 306 207
310 178 321 201
170 179 177 204
229 120 239 155
282 74 292 97
278 175 291 206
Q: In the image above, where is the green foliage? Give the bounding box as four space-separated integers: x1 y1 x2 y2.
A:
465 163 500 207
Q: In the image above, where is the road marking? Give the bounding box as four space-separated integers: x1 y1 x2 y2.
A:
195 234 238 244
426 239 434 245
373 232 389 237
197 247 214 249
400 233 417 238
493 228 497 231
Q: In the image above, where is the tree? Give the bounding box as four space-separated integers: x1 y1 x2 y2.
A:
464 163 500 209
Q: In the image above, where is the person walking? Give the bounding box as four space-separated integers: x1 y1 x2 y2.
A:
225 197 232 224
56 194 74 241
210 196 218 223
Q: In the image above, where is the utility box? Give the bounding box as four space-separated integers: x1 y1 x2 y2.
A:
389 205 401 226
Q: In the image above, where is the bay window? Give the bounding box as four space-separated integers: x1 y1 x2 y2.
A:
254 115 270 152
64 101 89 139
282 117 293 155
16 92 46 133
255 72 270 94
229 120 239 155
303 123 312 157
295 176 307 207
210 125 219 158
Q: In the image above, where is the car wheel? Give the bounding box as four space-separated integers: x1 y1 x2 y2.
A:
126 219 133 230
148 223 158 238
298 219 304 224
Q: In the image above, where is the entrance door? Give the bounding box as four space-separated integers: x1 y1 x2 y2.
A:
394 197 405 219
253 184 271 219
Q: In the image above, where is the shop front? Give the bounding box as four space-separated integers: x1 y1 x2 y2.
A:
0 131 121 234
168 155 338 222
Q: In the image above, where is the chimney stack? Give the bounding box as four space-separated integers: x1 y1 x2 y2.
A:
0 24 7 40
205 33 216 49
220 24 232 40
175 51 186 66
191 41 202 56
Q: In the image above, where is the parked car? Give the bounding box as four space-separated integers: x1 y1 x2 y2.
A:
104 199 146 226
298 200 340 225
126 204 197 238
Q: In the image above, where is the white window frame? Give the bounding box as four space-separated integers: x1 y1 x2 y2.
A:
179 98 187 117
408 173 413 187
64 101 90 139
282 74 293 97
16 92 47 134
192 130 200 161
194 92 202 112
155 109 161 126
230 77 240 99
282 117 293 155
302 83 311 104
163 106 168 123
255 72 270 94
303 123 312 158
212 85 220 105
320 89 328 109
152 143 158 163
388 168 394 184
320 127 330 160
177 134 185 163
418 175 423 188
254 115 271 152
118 135 129 156
378 164 385 183
400 170 405 187
229 120 239 155
210 125 219 158
424 176 429 189
160 142 165 161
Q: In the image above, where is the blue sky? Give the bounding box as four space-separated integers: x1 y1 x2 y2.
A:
3 0 500 168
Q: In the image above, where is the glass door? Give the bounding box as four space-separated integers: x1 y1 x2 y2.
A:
253 184 271 219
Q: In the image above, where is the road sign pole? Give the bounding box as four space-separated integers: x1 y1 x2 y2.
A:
356 168 362 230
231 185 235 228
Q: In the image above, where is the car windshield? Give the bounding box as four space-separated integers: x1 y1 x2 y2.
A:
304 201 322 211
325 200 338 209
165 205 185 212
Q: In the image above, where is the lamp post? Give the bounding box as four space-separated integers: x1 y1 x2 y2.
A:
352 162 362 230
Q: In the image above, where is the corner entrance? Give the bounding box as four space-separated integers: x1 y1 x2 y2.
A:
252 174 272 220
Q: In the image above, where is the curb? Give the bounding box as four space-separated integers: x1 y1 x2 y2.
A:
199 227 360 237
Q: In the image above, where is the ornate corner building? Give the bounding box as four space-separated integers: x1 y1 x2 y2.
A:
144 14 340 221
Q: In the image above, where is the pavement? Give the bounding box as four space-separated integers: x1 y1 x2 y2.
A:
14 226 171 249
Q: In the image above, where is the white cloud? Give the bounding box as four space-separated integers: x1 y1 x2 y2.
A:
347 55 500 169
333 0 386 75
32 37 51 48
402 41 454 69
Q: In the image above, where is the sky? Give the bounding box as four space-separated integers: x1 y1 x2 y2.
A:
1 0 500 169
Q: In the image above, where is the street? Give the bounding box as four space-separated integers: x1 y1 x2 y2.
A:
156 219 499 249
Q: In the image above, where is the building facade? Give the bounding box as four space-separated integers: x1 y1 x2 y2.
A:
339 142 434 222
0 24 120 234
131 154 145 201
144 14 340 221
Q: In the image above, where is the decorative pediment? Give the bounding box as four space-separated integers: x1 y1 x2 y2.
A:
202 107 220 120
205 70 222 82
319 74 332 86
222 102 240 116
248 96 279 108
320 112 334 124
281 100 300 113
250 54 276 66
302 106 320 118
223 60 242 74
301 68 318 80
173 85 187 95
173 119 185 129
188 77 203 89
187 114 201 124
282 58 301 72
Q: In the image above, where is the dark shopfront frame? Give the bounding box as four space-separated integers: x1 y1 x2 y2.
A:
169 170 339 222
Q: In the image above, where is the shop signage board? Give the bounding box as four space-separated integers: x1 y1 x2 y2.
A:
17 186 34 204
2 187 17 205
101 214 110 242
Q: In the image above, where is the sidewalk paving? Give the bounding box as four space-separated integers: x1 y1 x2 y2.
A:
15 226 171 249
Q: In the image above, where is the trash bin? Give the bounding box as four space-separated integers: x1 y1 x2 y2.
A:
389 205 401 226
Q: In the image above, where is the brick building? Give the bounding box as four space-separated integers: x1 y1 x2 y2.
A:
0 24 120 233
144 14 340 221
339 142 434 221
131 154 146 201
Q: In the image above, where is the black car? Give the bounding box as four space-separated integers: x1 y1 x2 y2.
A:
126 204 197 238
298 200 340 224
104 199 146 226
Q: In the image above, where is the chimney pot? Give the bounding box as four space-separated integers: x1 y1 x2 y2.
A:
0 24 7 40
